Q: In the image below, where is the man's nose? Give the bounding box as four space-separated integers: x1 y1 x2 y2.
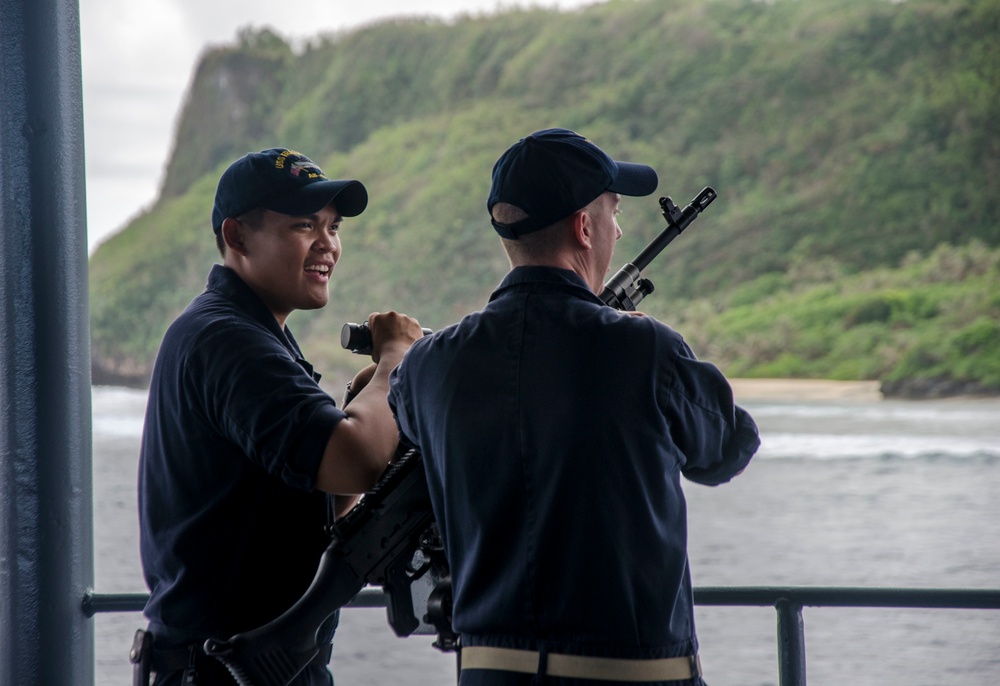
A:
314 231 335 252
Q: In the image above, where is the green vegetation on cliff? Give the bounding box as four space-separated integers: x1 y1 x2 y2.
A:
676 241 1000 396
88 0 1000 395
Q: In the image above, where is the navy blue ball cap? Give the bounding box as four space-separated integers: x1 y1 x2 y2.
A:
211 148 368 233
487 128 658 239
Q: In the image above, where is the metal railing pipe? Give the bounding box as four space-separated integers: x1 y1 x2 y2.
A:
692 586 1000 609
82 587 389 617
774 598 806 686
84 585 1000 615
82 584 1000 686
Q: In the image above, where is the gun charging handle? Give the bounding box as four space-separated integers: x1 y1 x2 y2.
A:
341 321 432 355
599 186 717 311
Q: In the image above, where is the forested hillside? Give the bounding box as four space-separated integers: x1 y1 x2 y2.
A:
88 0 1000 396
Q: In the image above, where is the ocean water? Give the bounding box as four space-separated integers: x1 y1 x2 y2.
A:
91 386 1000 685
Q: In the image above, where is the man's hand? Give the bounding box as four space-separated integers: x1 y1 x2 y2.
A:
366 311 424 363
317 311 422 495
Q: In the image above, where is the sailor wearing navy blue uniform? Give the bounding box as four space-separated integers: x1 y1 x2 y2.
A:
388 129 760 685
137 148 424 685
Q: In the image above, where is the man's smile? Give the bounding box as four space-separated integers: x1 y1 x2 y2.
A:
305 263 333 281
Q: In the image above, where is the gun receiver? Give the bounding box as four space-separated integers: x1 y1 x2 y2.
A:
204 450 456 686
600 187 716 310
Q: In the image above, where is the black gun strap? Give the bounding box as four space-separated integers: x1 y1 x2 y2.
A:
149 638 334 674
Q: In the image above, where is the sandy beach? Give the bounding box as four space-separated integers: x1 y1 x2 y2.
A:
729 378 884 402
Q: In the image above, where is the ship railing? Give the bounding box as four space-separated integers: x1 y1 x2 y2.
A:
83 585 1000 686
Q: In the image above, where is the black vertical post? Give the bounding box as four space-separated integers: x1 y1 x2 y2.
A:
0 0 94 685
775 598 807 686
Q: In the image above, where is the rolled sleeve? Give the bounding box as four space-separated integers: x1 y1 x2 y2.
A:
192 322 347 491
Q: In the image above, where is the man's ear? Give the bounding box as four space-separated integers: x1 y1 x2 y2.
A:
569 209 593 250
220 217 249 256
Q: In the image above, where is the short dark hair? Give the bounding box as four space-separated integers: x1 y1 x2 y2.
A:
494 202 567 263
215 207 267 256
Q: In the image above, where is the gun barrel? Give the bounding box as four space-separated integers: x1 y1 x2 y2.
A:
599 187 716 310
633 187 716 271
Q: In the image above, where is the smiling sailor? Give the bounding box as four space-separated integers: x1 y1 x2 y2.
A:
134 148 424 686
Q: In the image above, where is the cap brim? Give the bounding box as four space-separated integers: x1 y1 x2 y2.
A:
609 162 658 197
265 179 369 218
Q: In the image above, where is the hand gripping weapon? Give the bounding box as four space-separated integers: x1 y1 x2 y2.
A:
203 449 456 686
203 187 717 686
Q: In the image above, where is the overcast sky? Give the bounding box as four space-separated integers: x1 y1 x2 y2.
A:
79 0 596 253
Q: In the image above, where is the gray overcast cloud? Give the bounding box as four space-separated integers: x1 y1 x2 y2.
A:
80 0 593 253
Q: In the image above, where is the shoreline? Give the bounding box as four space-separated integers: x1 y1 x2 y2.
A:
91 378 997 403
730 377 1000 402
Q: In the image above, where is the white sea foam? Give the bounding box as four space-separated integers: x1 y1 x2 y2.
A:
91 385 146 438
758 431 1000 460
745 397 1000 461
